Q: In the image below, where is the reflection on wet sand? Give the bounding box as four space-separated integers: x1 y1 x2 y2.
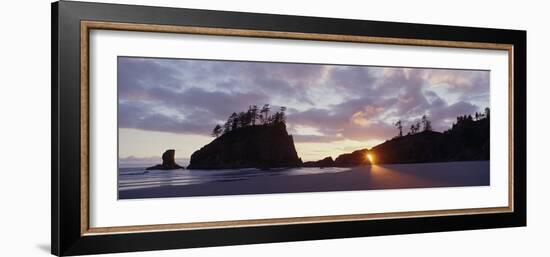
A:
119 161 489 199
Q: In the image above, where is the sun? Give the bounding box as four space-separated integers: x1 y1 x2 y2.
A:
366 153 374 163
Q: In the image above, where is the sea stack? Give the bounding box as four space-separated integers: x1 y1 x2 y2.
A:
146 149 185 170
187 123 302 169
302 157 335 167
334 149 371 167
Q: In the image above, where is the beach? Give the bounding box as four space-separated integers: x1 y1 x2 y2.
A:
118 161 489 199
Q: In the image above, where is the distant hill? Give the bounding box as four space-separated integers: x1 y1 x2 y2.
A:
303 149 371 167
302 156 336 167
334 149 371 166
187 123 302 169
371 116 489 164
308 116 489 166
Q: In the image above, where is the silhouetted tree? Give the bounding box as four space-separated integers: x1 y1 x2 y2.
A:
249 105 259 125
484 107 490 119
217 104 289 136
421 115 432 131
271 112 280 124
229 112 239 131
475 111 488 121
238 112 250 128
223 117 232 133
409 122 420 135
211 124 222 138
246 111 254 125
271 112 284 125
260 104 270 124
276 107 287 124
394 120 403 137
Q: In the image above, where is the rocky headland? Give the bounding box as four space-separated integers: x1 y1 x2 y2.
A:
305 114 490 166
187 123 302 169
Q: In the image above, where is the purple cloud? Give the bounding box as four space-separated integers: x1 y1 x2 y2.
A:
118 57 490 141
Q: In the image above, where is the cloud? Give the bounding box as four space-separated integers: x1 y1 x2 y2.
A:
118 87 270 135
293 134 344 143
326 65 377 95
118 57 490 143
428 101 480 131
426 69 489 91
119 101 212 134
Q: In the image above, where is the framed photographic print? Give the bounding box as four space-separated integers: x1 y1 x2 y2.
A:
52 1 526 256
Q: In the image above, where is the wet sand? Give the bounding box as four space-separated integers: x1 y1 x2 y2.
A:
119 161 489 199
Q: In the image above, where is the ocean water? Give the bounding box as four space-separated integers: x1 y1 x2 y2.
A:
118 166 352 191
118 161 490 199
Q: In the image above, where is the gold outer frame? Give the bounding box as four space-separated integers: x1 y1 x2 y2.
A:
80 20 514 236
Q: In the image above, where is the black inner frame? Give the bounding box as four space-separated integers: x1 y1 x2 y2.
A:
52 1 526 256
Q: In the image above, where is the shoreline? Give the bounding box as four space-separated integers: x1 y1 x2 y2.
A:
120 160 491 171
119 161 489 199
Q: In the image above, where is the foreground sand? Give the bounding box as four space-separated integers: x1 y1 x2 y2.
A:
119 161 489 199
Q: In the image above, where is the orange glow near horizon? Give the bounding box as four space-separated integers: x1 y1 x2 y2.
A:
366 153 375 164
293 139 382 162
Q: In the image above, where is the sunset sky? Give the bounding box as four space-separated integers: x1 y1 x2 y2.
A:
118 57 489 166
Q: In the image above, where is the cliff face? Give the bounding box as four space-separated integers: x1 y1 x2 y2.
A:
146 149 184 170
187 123 302 169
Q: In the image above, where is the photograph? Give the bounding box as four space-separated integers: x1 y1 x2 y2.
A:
117 57 491 199
46 1 529 255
